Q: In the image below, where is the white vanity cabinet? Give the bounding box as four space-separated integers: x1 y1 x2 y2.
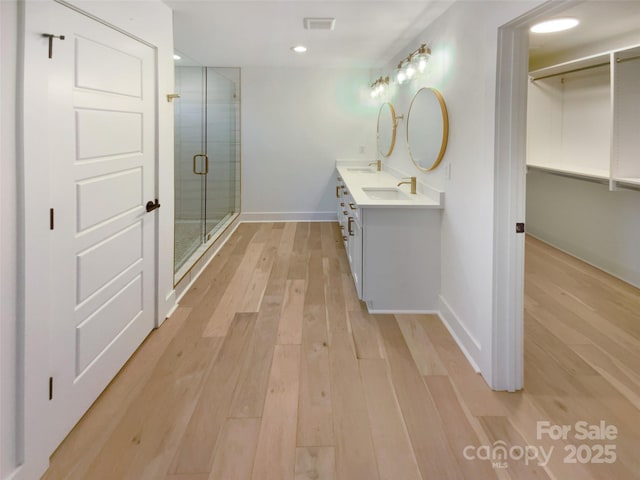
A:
335 170 441 312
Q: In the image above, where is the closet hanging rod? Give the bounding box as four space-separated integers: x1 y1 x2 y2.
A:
616 54 640 63
530 61 609 82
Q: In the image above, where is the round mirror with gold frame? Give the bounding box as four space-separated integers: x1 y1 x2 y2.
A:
406 87 449 171
377 102 398 157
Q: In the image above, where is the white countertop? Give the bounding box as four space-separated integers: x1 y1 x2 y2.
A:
336 163 444 209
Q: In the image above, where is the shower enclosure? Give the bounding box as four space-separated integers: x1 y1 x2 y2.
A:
174 64 240 282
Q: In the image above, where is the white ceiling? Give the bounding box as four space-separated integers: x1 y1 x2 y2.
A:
529 1 640 64
166 1 640 70
165 0 454 68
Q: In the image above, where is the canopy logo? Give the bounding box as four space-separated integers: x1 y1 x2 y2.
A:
462 441 553 469
463 420 618 469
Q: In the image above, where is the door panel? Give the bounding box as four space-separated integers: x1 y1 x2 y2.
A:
75 35 143 97
76 168 143 231
76 109 143 159
48 2 156 448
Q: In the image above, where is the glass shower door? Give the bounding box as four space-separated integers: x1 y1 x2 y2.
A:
204 68 240 239
174 64 241 283
174 65 206 273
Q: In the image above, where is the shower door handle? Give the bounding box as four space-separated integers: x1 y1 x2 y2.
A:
193 154 209 175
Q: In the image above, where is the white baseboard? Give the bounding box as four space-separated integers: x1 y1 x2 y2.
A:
367 309 440 315
238 211 336 222
438 295 482 373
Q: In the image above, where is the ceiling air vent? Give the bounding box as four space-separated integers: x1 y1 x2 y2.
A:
303 17 336 30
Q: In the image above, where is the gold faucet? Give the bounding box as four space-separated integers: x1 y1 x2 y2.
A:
397 176 417 194
368 160 382 172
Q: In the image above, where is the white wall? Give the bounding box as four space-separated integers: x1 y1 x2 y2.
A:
527 170 640 288
1 2 19 477
375 0 540 383
2 2 174 479
241 67 377 221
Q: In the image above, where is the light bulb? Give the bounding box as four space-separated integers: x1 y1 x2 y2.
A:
417 57 428 72
415 45 431 73
405 63 415 79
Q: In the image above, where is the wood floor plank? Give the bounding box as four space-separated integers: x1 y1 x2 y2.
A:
420 315 508 417
570 343 640 410
397 314 447 375
42 307 192 480
377 315 464 479
263 222 297 297
329 333 379 480
83 336 224 480
277 279 306 345
208 418 261 480
304 249 325 307
297 304 334 447
424 375 498 480
251 345 301 480
526 316 599 377
359 359 421 480
319 221 339 259
288 223 311 280
165 474 208 480
323 256 350 340
240 226 284 312
229 295 283 418
348 310 382 359
203 243 265 337
295 447 336 480
342 273 363 313
477 416 551 479
170 313 257 475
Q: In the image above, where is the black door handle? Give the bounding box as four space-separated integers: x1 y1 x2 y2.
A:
146 199 161 213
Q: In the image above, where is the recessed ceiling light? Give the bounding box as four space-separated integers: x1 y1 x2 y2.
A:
291 45 307 53
173 54 181 60
530 18 579 34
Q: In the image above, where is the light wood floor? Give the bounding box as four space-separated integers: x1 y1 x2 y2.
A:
43 224 640 480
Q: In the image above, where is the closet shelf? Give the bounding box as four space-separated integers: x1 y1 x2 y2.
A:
529 52 610 80
614 177 640 186
527 164 609 181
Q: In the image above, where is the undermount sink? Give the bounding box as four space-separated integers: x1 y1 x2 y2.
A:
347 167 376 173
362 187 410 201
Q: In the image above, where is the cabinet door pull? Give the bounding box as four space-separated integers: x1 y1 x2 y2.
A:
348 217 355 236
349 202 356 210
335 186 340 198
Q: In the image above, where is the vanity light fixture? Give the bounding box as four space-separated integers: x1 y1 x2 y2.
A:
370 43 431 95
291 45 308 53
530 18 579 33
370 76 390 98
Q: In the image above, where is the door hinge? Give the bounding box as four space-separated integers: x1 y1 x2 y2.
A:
50 208 55 230
516 222 525 234
49 377 53 400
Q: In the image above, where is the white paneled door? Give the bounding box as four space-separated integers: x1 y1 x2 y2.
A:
47 3 157 447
